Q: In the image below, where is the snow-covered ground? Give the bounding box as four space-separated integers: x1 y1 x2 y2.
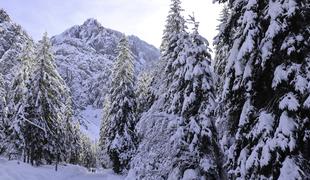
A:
79 106 102 141
0 157 124 180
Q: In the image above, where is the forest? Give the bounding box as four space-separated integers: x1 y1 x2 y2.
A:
0 0 310 179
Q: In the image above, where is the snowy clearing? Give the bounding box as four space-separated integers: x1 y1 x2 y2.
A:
79 105 102 141
0 157 124 180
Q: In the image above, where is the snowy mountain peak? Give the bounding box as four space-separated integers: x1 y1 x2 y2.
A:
82 18 101 28
52 18 159 72
78 18 107 40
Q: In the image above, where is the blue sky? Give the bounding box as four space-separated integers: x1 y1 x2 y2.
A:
0 0 222 48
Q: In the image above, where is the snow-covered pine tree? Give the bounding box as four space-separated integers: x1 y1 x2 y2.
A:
212 5 234 156
103 35 137 174
0 72 7 154
73 122 83 164
3 41 34 160
148 0 187 102
0 9 32 156
213 5 230 93
135 72 153 117
66 121 82 164
80 134 96 169
160 0 187 94
127 2 221 179
98 95 112 169
214 0 310 179
0 72 5 111
62 99 80 165
25 33 71 165
0 9 32 87
58 119 82 166
163 14 221 179
160 0 185 52
0 73 5 117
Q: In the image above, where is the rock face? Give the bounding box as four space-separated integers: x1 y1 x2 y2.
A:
0 9 32 89
51 19 160 139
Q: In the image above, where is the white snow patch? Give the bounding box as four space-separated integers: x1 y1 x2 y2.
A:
182 169 198 180
279 93 299 111
252 111 274 137
79 105 102 141
276 111 296 137
260 140 272 167
294 75 307 93
238 99 253 127
0 157 123 180
278 157 302 180
237 147 249 178
200 158 213 172
275 111 296 151
304 96 310 109
272 64 290 88
246 145 259 171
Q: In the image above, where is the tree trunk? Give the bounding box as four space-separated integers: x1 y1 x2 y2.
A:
55 153 59 171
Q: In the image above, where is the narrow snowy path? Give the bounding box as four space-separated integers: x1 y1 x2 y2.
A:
0 157 124 180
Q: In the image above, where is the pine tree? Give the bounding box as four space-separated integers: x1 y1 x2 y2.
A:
0 72 7 154
153 0 188 102
156 0 194 115
128 2 222 179
213 5 230 93
213 5 234 155
80 134 96 169
161 0 184 102
102 35 137 174
0 9 32 86
164 14 221 179
135 72 153 117
98 95 112 168
0 73 5 116
160 0 185 53
4 41 34 160
63 102 81 165
25 33 71 165
214 0 310 179
66 121 82 164
0 9 33 156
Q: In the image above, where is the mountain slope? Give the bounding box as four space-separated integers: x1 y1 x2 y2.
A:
51 19 160 139
51 18 160 109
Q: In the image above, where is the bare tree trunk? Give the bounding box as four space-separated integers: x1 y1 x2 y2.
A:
55 153 59 171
